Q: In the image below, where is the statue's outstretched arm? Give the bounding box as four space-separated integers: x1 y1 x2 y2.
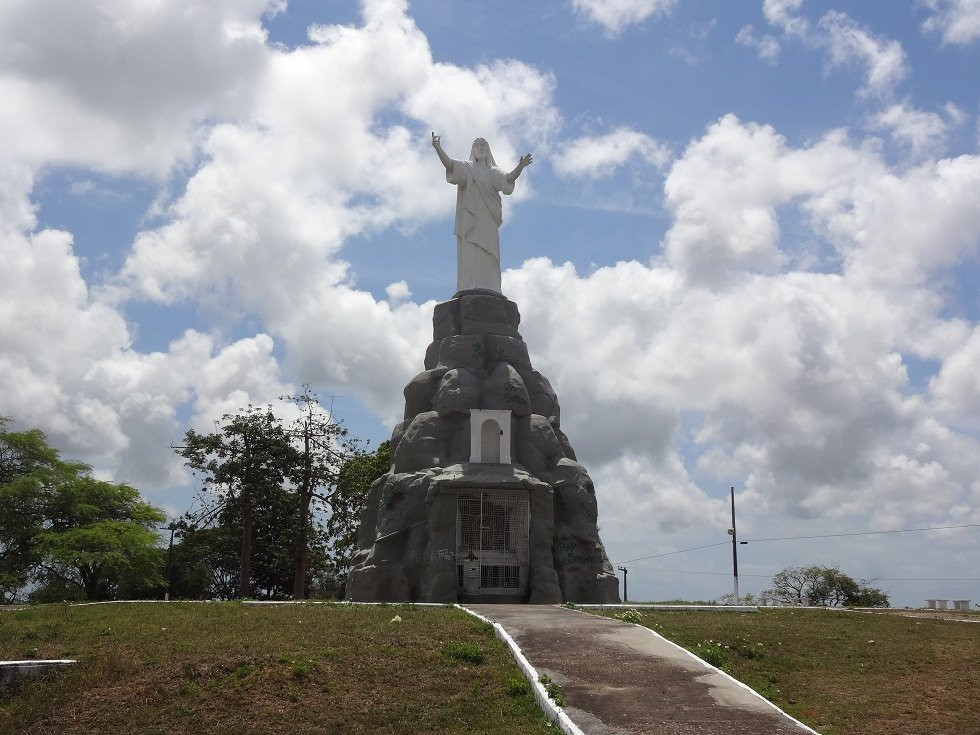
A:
432 132 453 173
506 153 533 184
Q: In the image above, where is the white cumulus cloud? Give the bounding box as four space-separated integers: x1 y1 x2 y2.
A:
0 0 279 176
0 0 562 493
930 326 980 426
762 2 908 98
503 113 980 530
819 11 908 98
922 0 980 45
735 24 781 63
571 0 677 36
553 127 672 178
870 102 950 159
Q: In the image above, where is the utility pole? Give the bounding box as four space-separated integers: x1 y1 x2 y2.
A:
617 566 628 603
165 521 177 601
728 486 739 605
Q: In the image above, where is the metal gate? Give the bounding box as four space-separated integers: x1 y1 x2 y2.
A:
456 488 529 598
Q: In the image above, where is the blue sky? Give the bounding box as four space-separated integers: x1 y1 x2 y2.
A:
1 0 978 605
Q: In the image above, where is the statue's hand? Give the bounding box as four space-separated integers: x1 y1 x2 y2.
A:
520 153 533 168
431 132 441 148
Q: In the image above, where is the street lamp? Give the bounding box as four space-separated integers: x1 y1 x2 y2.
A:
617 566 628 603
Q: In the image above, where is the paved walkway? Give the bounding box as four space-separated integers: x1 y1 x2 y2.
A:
465 604 814 735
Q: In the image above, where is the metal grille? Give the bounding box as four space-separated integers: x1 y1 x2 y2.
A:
456 488 529 595
457 496 482 552
480 565 520 589
481 496 515 551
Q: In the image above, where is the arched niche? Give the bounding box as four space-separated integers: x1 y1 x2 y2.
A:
481 418 502 462
469 409 512 464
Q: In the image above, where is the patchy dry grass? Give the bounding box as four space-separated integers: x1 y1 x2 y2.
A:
0 602 555 735
596 607 980 735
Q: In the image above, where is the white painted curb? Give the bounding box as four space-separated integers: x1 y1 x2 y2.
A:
456 604 585 735
576 603 758 612
241 600 449 607
0 659 78 693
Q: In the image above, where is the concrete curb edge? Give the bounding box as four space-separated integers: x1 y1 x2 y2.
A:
456 604 585 735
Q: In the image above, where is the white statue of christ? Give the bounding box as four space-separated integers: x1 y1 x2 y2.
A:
432 133 532 293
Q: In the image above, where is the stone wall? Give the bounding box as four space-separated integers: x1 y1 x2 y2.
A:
346 289 620 603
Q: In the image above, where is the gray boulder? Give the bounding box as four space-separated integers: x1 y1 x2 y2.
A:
347 471 434 602
549 459 620 603
437 334 486 370
460 318 520 338
460 293 512 324
423 341 440 370
485 334 531 370
529 413 563 462
554 426 577 460
389 420 407 456
403 368 446 420
392 412 447 473
482 362 530 416
433 300 459 340
433 368 482 418
505 299 521 329
525 370 560 425
446 417 472 464
514 415 549 474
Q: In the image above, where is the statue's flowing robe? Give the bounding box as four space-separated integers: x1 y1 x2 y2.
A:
447 159 514 292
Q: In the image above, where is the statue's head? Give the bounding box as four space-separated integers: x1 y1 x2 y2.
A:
469 138 496 167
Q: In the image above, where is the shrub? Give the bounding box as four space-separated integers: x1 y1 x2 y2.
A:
615 609 642 624
505 676 531 696
692 641 731 672
729 634 764 660
538 674 566 707
441 641 485 664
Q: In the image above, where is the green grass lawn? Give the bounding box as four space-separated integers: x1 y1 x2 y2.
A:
0 602 555 735
596 607 980 735
5 603 976 735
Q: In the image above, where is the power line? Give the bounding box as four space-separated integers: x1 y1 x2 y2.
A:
624 566 980 582
869 578 980 582
617 523 980 565
630 566 771 578
620 541 729 564
742 523 980 543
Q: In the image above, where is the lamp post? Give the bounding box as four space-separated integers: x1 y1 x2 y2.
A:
617 566 628 603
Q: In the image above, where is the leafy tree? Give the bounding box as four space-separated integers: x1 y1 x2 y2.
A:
166 522 240 600
849 582 890 608
329 440 390 595
764 565 889 607
0 427 53 601
810 567 859 606
281 386 358 599
174 406 299 598
766 565 819 605
0 417 166 602
172 400 388 600
37 479 166 600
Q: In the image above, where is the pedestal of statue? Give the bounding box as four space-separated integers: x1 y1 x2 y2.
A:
346 290 620 604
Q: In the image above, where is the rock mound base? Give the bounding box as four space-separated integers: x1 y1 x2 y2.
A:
346 289 619 604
